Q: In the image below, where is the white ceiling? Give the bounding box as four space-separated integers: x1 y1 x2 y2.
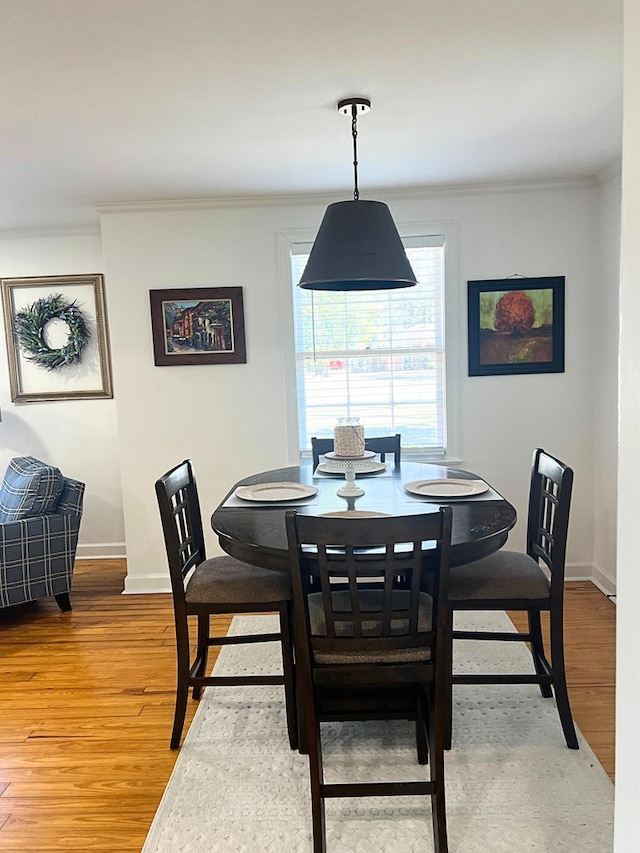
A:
0 0 622 232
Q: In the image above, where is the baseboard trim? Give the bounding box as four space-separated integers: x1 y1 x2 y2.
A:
76 543 127 560
564 562 593 582
565 561 616 597
590 562 617 598
122 574 171 595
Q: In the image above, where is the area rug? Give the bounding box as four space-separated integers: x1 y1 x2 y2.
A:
142 612 614 852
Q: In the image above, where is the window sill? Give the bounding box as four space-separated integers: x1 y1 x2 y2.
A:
402 451 462 465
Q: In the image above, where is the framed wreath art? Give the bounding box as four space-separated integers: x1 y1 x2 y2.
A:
1 274 113 402
14 293 91 370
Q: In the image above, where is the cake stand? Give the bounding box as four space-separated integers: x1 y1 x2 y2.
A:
322 450 378 497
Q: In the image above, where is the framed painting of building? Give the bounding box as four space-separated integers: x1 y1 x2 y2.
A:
149 287 246 366
467 276 565 376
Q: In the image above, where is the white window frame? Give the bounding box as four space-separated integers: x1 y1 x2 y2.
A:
277 220 459 463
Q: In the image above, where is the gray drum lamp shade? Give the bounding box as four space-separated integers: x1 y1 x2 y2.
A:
297 97 418 292
297 199 418 291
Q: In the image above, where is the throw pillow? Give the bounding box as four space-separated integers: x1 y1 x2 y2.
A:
0 456 64 523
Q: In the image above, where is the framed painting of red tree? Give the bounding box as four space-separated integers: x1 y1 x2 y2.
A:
467 276 565 376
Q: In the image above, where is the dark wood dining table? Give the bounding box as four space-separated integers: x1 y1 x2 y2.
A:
211 460 518 757
211 460 517 570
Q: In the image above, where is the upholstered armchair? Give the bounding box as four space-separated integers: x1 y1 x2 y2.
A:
0 456 85 611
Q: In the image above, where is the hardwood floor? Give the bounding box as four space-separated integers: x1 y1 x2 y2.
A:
509 584 616 780
0 560 615 852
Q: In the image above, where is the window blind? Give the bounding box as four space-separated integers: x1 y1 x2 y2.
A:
291 235 447 456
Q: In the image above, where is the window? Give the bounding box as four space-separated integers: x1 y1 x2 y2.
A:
290 234 449 457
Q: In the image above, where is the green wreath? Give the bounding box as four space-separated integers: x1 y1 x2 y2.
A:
14 293 91 371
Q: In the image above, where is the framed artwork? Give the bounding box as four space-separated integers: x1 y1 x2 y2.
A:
1 274 113 402
467 276 565 376
149 286 246 366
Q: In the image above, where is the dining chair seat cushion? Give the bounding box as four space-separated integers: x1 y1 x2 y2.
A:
185 556 292 605
310 589 433 664
448 549 550 602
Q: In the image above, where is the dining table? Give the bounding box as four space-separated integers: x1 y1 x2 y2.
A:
211 458 518 757
210 459 517 571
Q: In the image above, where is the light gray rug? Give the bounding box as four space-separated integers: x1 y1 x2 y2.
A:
142 612 614 852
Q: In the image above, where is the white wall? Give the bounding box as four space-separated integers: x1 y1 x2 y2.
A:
99 182 600 592
0 182 610 590
594 169 621 595
0 230 125 557
614 1 640 848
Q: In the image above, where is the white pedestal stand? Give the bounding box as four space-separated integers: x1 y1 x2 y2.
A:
337 465 365 497
323 451 377 498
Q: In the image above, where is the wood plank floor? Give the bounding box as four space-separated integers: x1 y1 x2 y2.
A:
0 560 615 853
509 584 616 780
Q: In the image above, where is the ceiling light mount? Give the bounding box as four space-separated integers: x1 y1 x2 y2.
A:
297 95 417 292
337 98 371 202
337 97 371 116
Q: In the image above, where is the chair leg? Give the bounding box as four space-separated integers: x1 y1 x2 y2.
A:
292 594 314 756
307 710 327 853
171 618 191 750
528 610 552 698
191 614 210 700
549 605 579 749
54 592 72 612
279 601 298 750
428 686 449 853
444 612 454 750
416 686 429 765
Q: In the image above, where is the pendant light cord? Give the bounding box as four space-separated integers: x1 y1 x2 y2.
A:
351 104 360 201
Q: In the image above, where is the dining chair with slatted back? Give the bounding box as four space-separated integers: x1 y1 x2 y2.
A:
311 433 402 469
447 448 577 749
155 459 297 750
286 508 453 853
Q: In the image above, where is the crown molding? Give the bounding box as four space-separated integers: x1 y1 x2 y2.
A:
94 176 598 217
0 223 101 241
0 176 600 237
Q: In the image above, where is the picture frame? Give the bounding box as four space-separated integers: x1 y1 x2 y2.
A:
1 274 113 402
149 286 246 367
467 276 565 376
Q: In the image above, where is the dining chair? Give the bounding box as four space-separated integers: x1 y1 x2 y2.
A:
447 448 577 749
285 508 453 853
311 433 402 469
155 459 297 750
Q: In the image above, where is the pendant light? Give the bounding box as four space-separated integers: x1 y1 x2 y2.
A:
297 97 417 292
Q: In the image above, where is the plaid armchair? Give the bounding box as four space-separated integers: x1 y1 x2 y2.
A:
0 457 85 611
